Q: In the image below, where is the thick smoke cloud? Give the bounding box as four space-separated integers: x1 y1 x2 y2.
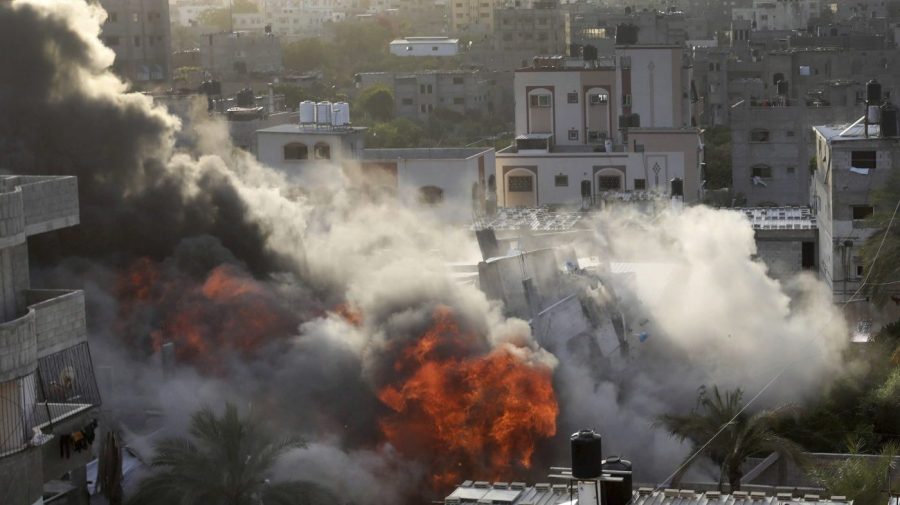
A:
0 0 852 499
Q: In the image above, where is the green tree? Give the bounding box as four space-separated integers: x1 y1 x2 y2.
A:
810 440 898 505
656 386 806 491
860 167 900 304
129 403 326 505
357 85 395 122
702 126 732 191
198 8 231 31
366 118 424 147
283 38 328 73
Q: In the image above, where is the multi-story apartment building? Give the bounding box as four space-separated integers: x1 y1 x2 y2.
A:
450 0 504 34
99 0 171 83
355 70 492 121
199 31 283 79
493 2 568 63
0 175 101 505
812 108 900 306
495 51 702 207
733 0 824 31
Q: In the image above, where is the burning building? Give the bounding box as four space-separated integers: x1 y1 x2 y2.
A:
0 175 102 505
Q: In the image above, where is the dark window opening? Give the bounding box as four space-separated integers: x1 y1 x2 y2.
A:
634 178 646 190
314 143 331 160
752 165 772 178
418 186 444 204
284 143 308 160
555 175 569 187
508 175 534 192
802 241 815 269
851 150 877 169
598 175 622 191
567 92 579 103
750 129 770 142
852 205 874 220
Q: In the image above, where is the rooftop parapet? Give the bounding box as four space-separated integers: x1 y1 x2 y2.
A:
0 176 79 238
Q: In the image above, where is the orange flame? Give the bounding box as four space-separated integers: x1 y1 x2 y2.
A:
377 307 558 491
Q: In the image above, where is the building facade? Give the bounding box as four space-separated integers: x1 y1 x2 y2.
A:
356 70 492 121
494 3 568 62
0 175 101 505
99 0 171 82
199 31 283 79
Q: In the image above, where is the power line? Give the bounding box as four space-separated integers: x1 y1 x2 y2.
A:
657 196 900 490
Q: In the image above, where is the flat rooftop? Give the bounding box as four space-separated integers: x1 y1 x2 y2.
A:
814 122 888 142
737 206 817 230
256 124 367 135
361 147 491 160
391 36 458 44
474 207 588 232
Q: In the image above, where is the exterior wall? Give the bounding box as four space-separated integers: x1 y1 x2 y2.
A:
629 129 702 202
200 32 283 78
99 0 171 82
494 7 567 57
754 229 817 280
616 46 687 128
25 290 88 357
0 311 36 383
0 448 42 505
733 0 823 31
256 129 366 184
389 40 459 57
229 112 299 153
450 0 501 34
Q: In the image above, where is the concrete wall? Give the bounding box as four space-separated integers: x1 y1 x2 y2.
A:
618 46 685 128
0 447 43 505
478 248 562 319
26 290 88 358
0 311 36 383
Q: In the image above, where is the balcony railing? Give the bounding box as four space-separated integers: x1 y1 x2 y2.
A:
0 342 100 458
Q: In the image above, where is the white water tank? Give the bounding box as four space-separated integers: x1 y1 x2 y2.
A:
332 102 350 127
316 101 333 126
299 101 316 124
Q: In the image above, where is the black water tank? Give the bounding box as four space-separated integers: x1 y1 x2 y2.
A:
867 79 882 105
601 457 633 505
571 430 603 479
583 45 598 61
615 24 639 45
882 103 898 138
236 88 255 107
670 177 684 197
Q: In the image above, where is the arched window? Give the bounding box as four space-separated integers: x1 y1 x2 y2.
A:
284 142 308 160
314 142 331 160
418 186 444 205
595 168 624 191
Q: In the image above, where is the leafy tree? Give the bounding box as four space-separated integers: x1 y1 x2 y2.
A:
129 403 328 505
656 386 805 491
702 126 732 191
198 8 231 31
366 118 424 148
860 167 900 304
810 440 898 505
283 38 328 73
357 85 395 122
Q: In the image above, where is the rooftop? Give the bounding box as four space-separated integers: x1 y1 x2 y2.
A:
737 207 817 231
391 36 459 44
256 124 367 135
474 207 588 232
361 147 491 161
814 121 889 142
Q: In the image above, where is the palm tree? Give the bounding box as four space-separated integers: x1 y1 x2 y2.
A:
809 439 899 505
655 386 806 492
860 167 900 305
129 403 327 505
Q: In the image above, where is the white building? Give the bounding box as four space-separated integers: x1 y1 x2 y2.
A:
390 37 460 57
496 52 702 207
733 0 824 31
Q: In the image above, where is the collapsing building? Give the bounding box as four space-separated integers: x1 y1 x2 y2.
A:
0 175 102 505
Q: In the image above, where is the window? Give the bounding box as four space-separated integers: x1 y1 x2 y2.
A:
529 94 551 107
508 176 533 192
750 129 770 142
432 46 439 51
567 92 579 104
314 143 331 160
786 166 796 175
786 130 795 137
851 150 877 169
852 205 874 220
427 85 433 94
453 97 464 105
856 264 865 277
283 143 308 160
622 94 632 106
133 36 141 47
568 129 579 141
105 36 120 46
420 84 426 94
401 98 413 105
418 186 444 205
108 12 118 22
598 175 622 191
751 165 772 178
555 175 569 187
634 179 646 190
453 77 464 85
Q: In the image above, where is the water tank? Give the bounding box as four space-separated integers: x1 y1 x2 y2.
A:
299 101 316 125
881 103 898 137
615 24 639 45
571 430 603 479
332 102 350 127
604 139 613 153
867 79 882 106
600 457 633 505
315 101 333 126
670 177 684 197
583 45 598 61
236 88 255 107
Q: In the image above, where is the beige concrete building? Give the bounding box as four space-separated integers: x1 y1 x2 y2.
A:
496 53 701 207
0 175 102 505
450 0 504 34
99 0 171 82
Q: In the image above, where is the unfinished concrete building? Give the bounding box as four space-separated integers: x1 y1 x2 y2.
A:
0 175 102 505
